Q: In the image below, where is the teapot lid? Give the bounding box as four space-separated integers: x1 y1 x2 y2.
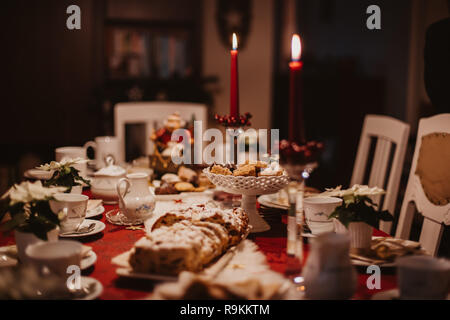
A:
94 156 126 176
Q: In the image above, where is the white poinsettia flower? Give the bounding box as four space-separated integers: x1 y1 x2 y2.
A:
319 185 344 197
8 183 33 204
6 181 66 205
318 184 385 199
353 185 385 196
27 181 66 200
38 157 88 171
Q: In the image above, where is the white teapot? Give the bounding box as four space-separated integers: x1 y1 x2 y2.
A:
116 173 155 224
91 156 126 204
303 233 357 299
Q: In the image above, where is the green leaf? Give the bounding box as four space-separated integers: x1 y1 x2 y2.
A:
0 212 27 232
43 165 88 191
326 195 393 229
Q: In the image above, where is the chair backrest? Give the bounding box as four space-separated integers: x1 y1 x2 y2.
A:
395 114 450 256
351 114 410 234
114 102 207 162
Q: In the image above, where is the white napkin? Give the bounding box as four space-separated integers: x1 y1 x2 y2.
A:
87 199 102 211
150 240 294 300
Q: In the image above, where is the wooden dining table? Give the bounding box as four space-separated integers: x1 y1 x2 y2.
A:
0 189 397 300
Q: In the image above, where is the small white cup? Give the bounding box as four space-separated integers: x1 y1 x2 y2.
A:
84 136 121 169
303 197 343 235
55 146 89 179
25 240 83 277
55 146 87 162
397 255 450 300
49 193 88 233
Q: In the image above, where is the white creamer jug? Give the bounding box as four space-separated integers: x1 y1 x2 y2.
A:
116 173 155 224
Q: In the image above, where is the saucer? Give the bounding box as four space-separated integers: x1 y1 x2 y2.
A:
371 288 450 300
0 245 96 270
81 250 97 270
73 277 103 300
105 208 145 226
86 205 105 218
0 245 18 268
24 169 53 180
59 219 106 238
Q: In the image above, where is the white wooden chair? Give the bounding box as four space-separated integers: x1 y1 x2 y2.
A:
114 102 207 161
395 114 450 256
351 114 410 234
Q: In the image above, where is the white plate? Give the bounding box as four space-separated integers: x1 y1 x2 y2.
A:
81 250 97 270
371 288 450 300
74 277 103 300
86 205 105 218
105 209 146 226
154 189 214 201
113 230 251 282
258 194 289 210
24 169 53 180
258 193 316 211
350 237 425 267
0 245 18 268
59 219 106 238
116 267 177 282
0 245 96 270
351 259 396 267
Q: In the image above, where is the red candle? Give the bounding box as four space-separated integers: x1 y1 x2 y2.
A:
289 34 305 143
230 33 239 119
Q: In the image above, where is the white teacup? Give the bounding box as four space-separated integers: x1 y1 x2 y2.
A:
26 240 83 277
55 146 87 162
49 193 88 233
84 136 121 169
303 197 343 235
55 146 89 179
397 255 450 300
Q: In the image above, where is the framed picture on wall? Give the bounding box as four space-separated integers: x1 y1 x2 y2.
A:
104 23 194 80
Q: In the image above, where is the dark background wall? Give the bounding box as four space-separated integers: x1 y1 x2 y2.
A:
0 0 205 189
0 1 103 160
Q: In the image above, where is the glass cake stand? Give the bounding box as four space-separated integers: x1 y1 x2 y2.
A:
204 169 290 233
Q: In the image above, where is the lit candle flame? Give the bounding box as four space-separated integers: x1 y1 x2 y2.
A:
291 34 302 61
232 33 238 50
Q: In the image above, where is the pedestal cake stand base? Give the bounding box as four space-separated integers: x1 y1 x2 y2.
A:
242 195 270 233
204 169 290 234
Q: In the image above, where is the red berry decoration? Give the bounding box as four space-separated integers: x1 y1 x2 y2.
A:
279 139 324 165
215 112 252 127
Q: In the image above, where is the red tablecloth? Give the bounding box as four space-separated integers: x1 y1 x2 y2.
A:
0 191 397 300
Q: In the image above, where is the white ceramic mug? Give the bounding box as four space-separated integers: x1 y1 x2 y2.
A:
49 193 88 233
26 240 83 277
397 255 450 300
303 233 356 299
303 197 343 235
55 146 88 179
84 136 121 169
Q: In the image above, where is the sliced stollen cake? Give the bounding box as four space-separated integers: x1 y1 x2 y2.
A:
129 226 203 275
129 205 249 275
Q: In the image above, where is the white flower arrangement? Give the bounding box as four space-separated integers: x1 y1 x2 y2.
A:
0 181 67 240
319 184 385 204
37 158 90 192
38 157 88 171
318 185 392 229
2 181 66 206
